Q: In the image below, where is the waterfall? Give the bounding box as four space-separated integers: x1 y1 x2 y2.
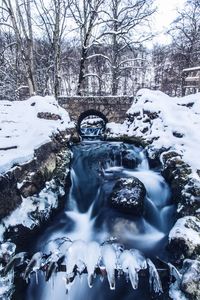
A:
24 141 174 300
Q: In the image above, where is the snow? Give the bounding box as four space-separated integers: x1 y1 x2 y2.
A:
0 179 64 241
107 89 200 176
0 96 73 174
169 216 200 248
182 66 200 72
0 242 16 300
169 281 188 300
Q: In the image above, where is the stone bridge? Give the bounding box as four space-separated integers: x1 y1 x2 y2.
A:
58 96 133 124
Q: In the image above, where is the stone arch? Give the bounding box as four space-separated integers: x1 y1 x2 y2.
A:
77 109 108 135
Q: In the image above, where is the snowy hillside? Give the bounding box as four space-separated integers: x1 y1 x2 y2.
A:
107 89 200 176
0 96 73 174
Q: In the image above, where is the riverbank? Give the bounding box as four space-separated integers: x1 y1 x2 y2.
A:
106 89 200 300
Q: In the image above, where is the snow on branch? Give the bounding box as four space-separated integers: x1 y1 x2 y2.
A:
86 54 111 63
83 73 103 81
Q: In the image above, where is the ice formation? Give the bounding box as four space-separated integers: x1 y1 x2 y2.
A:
1 239 165 294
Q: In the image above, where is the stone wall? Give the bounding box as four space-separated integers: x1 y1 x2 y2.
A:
58 96 133 123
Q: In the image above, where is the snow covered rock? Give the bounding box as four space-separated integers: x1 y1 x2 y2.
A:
0 95 73 175
168 216 200 259
109 177 146 216
0 242 16 300
107 89 200 176
126 89 200 174
180 259 200 300
0 96 73 218
161 151 200 218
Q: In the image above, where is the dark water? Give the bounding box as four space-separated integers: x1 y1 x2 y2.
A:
23 141 175 300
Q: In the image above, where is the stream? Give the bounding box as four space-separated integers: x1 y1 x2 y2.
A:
23 141 175 300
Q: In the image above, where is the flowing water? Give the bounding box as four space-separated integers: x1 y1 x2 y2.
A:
24 141 175 300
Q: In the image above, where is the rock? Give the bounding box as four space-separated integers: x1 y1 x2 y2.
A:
172 131 184 138
37 112 61 120
109 177 146 216
0 131 71 218
161 152 200 217
168 216 200 260
122 150 138 169
108 217 143 241
0 175 22 218
181 259 200 300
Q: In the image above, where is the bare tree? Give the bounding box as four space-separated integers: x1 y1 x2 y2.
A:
168 0 200 68
34 0 68 98
97 0 156 95
67 0 106 95
1 0 37 96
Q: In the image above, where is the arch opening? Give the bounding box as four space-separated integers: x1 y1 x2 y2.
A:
77 110 108 139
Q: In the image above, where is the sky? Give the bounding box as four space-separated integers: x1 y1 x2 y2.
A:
152 0 185 44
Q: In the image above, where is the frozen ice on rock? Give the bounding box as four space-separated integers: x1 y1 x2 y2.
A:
119 250 139 289
84 241 101 288
24 252 43 280
147 258 163 294
66 240 87 277
101 244 117 290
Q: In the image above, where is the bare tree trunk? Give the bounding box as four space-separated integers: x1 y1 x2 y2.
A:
53 0 61 99
111 0 119 95
26 0 36 95
3 0 37 96
75 0 104 95
77 44 87 95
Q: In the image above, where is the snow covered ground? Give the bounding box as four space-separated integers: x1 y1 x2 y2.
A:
0 96 73 174
107 89 200 177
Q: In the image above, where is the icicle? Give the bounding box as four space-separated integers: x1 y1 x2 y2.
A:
101 244 117 290
119 250 139 289
45 261 57 281
4 252 27 275
65 240 87 276
168 263 182 285
35 270 39 285
84 241 101 288
130 249 147 270
147 259 163 294
24 252 43 280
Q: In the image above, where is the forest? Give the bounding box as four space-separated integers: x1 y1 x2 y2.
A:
0 0 199 101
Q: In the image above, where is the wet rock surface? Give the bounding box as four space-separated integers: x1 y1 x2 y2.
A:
109 177 146 216
121 150 138 169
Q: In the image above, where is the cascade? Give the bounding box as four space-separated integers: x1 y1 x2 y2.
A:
10 141 175 300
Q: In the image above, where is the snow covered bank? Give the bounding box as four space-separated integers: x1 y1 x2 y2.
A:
106 89 200 299
0 96 74 174
0 179 66 243
107 89 200 177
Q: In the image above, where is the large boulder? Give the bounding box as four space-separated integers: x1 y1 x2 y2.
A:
109 177 146 216
181 259 200 300
168 216 200 260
